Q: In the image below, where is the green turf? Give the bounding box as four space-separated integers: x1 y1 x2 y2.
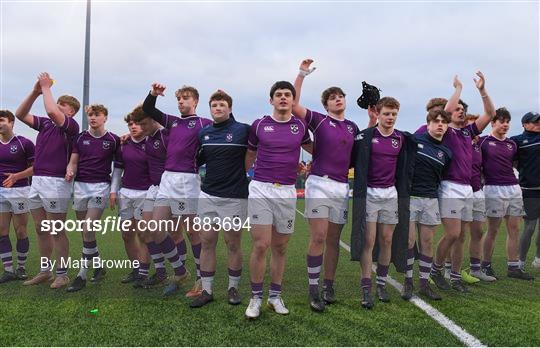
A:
0 201 539 346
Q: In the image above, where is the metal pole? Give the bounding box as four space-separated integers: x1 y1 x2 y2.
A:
82 0 91 130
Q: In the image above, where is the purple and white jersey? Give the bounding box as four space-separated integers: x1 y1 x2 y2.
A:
471 142 483 192
417 123 480 185
305 109 359 183
367 128 403 188
31 115 79 178
145 128 168 186
479 135 518 186
155 113 212 173
0 135 35 187
248 115 311 185
117 137 151 191
72 131 121 183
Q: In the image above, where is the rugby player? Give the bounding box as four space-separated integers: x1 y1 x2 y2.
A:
129 106 169 288
65 104 121 291
143 83 212 297
0 110 34 283
244 81 312 319
190 90 250 308
480 108 534 280
15 73 80 287
352 96 416 309
292 59 360 312
427 72 495 293
115 112 154 287
462 114 494 282
402 109 452 301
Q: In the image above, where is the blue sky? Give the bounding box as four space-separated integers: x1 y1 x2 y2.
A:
1 0 538 141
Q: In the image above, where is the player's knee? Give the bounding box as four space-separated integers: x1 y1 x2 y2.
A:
272 242 288 256
364 236 376 250
310 231 326 246
252 240 270 254
380 235 393 248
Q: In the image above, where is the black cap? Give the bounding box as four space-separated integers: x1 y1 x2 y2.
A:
521 111 540 124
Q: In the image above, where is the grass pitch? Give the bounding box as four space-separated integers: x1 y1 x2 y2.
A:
0 200 539 346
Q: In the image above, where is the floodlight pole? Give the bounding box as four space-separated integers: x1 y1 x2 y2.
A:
82 0 91 130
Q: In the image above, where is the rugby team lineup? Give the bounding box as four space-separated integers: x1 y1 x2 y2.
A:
1 57 540 320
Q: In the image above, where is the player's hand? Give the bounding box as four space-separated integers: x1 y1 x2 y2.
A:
151 83 166 97
37 72 54 89
109 192 117 210
32 80 43 95
65 165 76 182
473 71 485 91
297 162 308 175
299 59 316 77
453 75 463 90
368 105 378 121
2 173 19 188
119 133 130 144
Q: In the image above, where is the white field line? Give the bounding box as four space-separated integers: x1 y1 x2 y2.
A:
295 208 486 347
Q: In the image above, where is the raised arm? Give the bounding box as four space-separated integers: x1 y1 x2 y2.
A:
142 83 167 124
37 72 66 127
15 81 42 128
366 105 378 128
444 75 463 114
473 71 496 132
292 59 316 119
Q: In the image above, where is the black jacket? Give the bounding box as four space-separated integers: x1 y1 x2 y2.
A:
350 126 416 272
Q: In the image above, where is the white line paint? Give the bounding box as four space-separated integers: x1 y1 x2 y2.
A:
296 208 486 347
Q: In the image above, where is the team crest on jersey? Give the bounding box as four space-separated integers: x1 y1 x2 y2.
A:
83 140 90 146
226 133 233 142
141 144 146 151
347 125 354 134
264 126 274 132
356 133 364 140
523 139 529 144
506 143 513 150
9 144 18 153
418 144 424 149
203 135 210 141
102 141 111 150
437 150 444 159
391 138 399 148
153 140 161 149
188 120 196 129
290 124 299 134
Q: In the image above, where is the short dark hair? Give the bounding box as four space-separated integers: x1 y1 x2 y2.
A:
426 109 451 124
0 110 15 122
321 87 346 108
129 105 151 123
458 99 468 113
209 90 233 108
175 85 199 102
270 81 296 99
376 96 400 112
426 98 448 112
493 107 511 123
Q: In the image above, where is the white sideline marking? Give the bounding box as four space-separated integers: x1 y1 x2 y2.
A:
296 208 486 347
